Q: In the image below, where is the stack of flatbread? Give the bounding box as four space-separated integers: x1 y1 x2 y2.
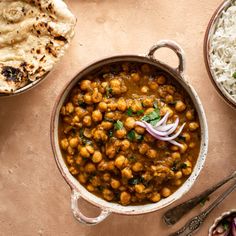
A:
0 0 76 93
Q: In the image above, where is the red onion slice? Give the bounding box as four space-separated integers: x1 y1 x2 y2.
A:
153 112 170 127
154 123 175 132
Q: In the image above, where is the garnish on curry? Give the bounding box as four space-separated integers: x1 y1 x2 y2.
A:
59 62 201 205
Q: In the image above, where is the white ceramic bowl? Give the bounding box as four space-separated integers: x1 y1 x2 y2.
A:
50 40 208 225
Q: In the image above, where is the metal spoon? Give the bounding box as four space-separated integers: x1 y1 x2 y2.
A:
168 180 236 236
163 171 236 225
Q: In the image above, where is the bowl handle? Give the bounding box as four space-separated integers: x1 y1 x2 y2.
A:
71 189 111 225
147 40 186 76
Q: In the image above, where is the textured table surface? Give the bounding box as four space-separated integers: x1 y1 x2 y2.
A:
0 0 236 235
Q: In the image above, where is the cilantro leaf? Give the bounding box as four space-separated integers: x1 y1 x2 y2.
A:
127 130 143 141
233 72 236 79
106 87 113 98
141 108 160 125
114 120 123 130
126 107 133 116
136 110 144 115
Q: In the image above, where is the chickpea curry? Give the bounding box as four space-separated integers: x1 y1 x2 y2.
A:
59 62 201 205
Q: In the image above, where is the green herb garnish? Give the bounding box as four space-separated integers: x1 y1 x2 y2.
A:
222 219 230 231
137 110 144 115
141 108 160 126
179 163 188 169
127 130 135 140
108 130 113 137
106 87 113 98
114 120 123 130
233 72 236 79
200 197 210 206
126 107 133 116
127 130 143 141
128 178 140 185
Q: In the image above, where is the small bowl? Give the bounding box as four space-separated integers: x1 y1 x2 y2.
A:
204 0 236 109
208 209 236 236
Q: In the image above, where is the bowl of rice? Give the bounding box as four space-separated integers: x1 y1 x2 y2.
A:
204 0 236 109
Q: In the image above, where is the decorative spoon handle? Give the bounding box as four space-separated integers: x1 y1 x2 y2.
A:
168 181 236 236
163 171 236 225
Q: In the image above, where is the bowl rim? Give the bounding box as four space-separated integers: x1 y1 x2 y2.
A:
203 0 236 110
50 54 208 215
208 209 236 236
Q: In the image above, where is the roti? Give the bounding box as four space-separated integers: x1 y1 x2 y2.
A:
0 0 76 93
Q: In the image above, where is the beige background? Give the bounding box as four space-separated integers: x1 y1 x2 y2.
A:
0 0 236 235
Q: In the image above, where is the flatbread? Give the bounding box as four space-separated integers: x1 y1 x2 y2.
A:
0 0 76 93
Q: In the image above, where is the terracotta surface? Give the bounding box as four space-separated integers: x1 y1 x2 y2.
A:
0 0 235 235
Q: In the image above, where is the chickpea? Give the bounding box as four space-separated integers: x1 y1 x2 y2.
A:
132 162 143 172
156 75 166 84
60 138 69 150
165 95 174 103
115 155 128 169
150 192 161 202
69 166 78 175
67 146 75 155
98 102 107 112
142 98 154 107
170 145 179 151
120 191 131 205
149 81 158 90
161 187 171 198
66 155 74 165
90 176 102 187
83 115 92 127
78 174 87 184
115 129 127 139
146 149 157 159
180 143 188 153
84 93 92 104
75 107 88 118
134 126 145 134
69 137 79 148
110 79 121 94
80 80 91 91
111 179 120 189
174 171 183 179
182 132 191 142
105 111 114 120
87 184 95 192
103 173 111 182
79 147 90 158
76 155 84 165
156 140 167 149
184 160 192 168
171 152 181 160
182 167 192 176
83 128 92 138
107 102 117 111
103 189 114 201
189 142 196 149
186 110 194 120
160 106 174 117
92 110 103 122
175 101 186 112
84 163 96 173
117 98 127 111
93 129 108 142
135 183 145 193
189 122 199 131
131 100 142 112
144 107 154 114
138 143 150 154
100 121 113 130
65 102 74 114
92 88 102 103
107 161 115 171
120 139 130 151
72 115 80 123
131 72 140 82
144 133 155 143
106 145 116 159
141 86 149 94
174 179 182 186
121 167 133 179
124 117 135 130
86 145 94 154
92 151 103 163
